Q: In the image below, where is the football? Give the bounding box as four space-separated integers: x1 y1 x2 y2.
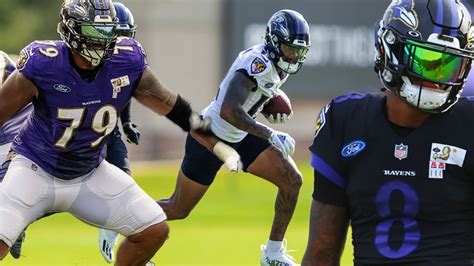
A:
261 89 292 116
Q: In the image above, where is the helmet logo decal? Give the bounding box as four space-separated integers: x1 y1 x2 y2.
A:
273 15 289 39
390 0 418 29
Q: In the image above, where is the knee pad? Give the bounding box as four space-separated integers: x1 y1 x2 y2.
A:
124 192 167 236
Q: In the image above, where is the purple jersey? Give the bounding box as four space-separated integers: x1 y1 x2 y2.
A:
12 38 146 179
0 51 33 146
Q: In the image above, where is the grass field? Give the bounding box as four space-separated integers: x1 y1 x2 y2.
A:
2 161 353 265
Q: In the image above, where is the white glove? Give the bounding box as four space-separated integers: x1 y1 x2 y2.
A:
189 112 211 132
212 141 243 172
268 130 295 159
265 112 292 124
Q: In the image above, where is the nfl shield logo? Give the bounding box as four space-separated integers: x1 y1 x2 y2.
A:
394 143 408 160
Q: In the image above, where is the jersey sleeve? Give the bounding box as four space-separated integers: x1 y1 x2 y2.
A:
313 170 348 207
238 52 278 97
114 38 148 73
309 101 348 194
16 42 41 82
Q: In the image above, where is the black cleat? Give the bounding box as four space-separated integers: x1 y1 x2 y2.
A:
10 231 26 259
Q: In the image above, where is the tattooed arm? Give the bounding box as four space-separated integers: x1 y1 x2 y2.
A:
302 200 350 266
133 66 178 116
220 71 272 140
133 67 242 171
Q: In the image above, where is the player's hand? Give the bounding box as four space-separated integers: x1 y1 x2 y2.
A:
212 141 243 172
189 112 212 134
268 130 295 159
265 112 292 124
122 122 141 145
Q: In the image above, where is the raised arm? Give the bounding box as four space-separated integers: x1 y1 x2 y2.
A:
220 71 272 140
0 70 38 126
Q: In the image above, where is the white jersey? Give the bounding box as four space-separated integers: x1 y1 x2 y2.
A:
202 44 289 143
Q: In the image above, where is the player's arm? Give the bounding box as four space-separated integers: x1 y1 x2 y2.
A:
302 166 350 265
133 66 178 116
133 66 241 171
0 70 37 126
220 71 272 140
302 200 349 266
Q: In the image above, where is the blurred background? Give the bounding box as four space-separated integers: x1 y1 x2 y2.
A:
0 0 392 162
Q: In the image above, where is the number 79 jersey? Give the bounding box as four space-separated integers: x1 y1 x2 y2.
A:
12 38 146 180
310 93 474 264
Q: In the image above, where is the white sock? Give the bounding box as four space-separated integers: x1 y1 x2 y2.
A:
266 240 283 253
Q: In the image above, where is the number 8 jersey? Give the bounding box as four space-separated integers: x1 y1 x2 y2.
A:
12 38 146 180
310 93 474 264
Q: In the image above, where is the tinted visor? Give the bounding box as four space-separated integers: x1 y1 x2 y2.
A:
403 40 469 83
280 43 309 64
81 24 116 39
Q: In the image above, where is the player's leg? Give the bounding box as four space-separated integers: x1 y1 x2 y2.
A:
98 129 131 263
115 222 169 266
66 160 168 265
237 134 303 265
157 133 223 220
0 155 54 260
0 150 24 259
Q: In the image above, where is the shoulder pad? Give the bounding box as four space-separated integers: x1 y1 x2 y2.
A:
112 37 147 64
239 46 273 77
17 40 65 72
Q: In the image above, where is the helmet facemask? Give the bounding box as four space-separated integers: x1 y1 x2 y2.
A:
272 40 309 74
376 26 474 113
68 17 117 66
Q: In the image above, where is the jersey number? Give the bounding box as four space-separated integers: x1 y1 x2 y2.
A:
374 180 420 259
54 106 117 149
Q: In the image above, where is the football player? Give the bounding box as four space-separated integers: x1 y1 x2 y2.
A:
156 9 310 266
0 3 142 262
303 0 474 265
0 0 239 264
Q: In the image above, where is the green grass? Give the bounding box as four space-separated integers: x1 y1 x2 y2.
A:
2 162 353 265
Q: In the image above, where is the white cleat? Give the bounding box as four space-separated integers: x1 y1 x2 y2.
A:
99 229 119 263
260 240 299 266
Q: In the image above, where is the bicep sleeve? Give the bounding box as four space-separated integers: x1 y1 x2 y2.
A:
313 169 348 207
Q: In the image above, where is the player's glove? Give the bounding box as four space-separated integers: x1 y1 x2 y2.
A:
265 112 292 124
122 122 141 145
212 141 243 172
189 112 212 133
268 130 295 159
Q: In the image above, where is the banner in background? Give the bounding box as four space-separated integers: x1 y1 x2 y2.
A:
225 0 388 98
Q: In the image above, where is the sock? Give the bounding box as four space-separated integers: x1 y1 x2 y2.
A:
266 240 283 253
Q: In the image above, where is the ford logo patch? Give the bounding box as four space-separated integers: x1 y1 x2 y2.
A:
53 84 71 93
341 140 366 157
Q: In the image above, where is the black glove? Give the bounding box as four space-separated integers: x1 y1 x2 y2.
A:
122 122 141 145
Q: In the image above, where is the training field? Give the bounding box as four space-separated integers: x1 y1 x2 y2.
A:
2 161 353 265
